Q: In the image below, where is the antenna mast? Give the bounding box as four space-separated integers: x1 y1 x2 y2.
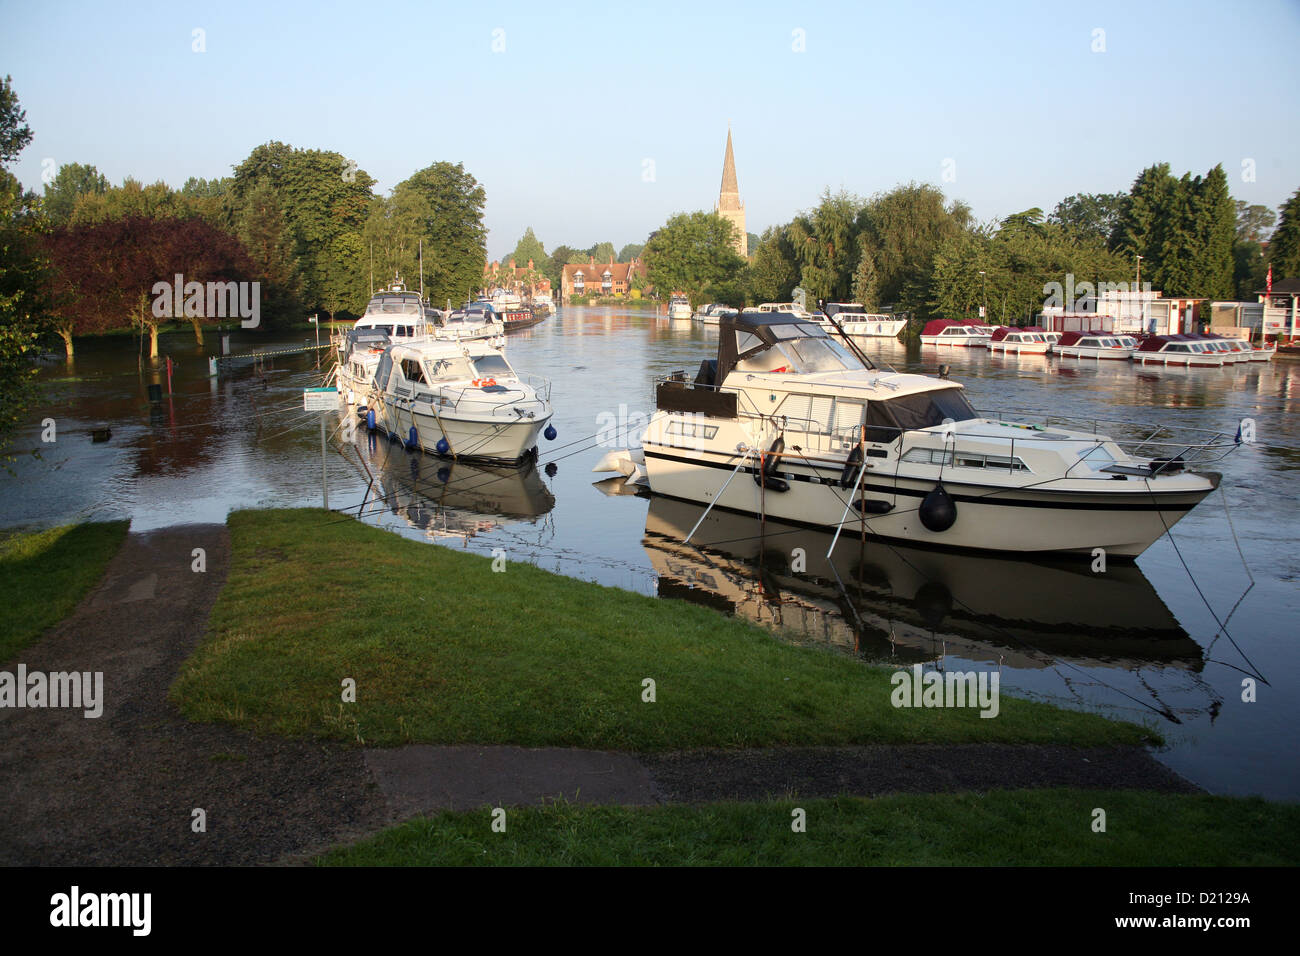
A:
419 238 425 298
369 243 374 296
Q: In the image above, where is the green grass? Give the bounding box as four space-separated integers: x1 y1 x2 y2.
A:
0 521 129 661
316 790 1300 866
170 509 1156 750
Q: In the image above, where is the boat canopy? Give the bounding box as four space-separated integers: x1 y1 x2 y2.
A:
1057 330 1114 346
921 319 983 336
714 311 872 383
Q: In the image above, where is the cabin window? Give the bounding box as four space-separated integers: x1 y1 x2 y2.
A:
903 448 1029 472
832 399 864 437
471 353 513 378
400 359 427 384
664 420 719 441
427 355 475 382
736 331 763 354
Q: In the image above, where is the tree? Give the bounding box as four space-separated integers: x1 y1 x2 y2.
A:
787 190 865 303
43 163 109 225
231 142 375 313
850 247 880 311
392 162 487 306
1193 165 1235 300
1048 193 1124 244
0 75 32 166
0 76 48 454
748 226 798 303
1235 201 1275 243
510 227 551 276
590 241 616 263
617 242 644 262
642 212 745 306
1111 163 1174 281
236 181 303 325
1269 189 1300 280
857 182 968 314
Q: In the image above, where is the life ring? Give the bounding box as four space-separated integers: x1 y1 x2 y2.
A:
472 378 498 388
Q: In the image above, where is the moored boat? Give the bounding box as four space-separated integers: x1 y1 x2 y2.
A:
987 326 1051 355
668 294 693 320
370 339 554 464
1133 334 1226 367
1053 331 1135 361
919 320 992 346
606 311 1237 559
823 302 907 338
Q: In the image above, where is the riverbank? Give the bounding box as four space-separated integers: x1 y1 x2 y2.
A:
0 521 129 661
317 790 1300 866
6 512 1290 866
170 508 1158 750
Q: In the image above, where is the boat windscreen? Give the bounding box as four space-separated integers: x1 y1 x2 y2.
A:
880 388 978 431
471 352 513 378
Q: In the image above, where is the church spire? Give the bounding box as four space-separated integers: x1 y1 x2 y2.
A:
715 127 746 256
719 127 740 200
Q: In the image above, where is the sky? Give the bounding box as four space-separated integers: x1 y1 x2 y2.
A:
3 0 1299 261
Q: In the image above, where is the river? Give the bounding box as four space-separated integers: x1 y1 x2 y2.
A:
3 307 1297 800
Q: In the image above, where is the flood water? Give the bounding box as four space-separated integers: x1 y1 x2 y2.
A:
3 308 1298 801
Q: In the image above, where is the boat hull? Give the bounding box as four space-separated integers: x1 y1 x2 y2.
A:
377 398 549 464
642 443 1217 559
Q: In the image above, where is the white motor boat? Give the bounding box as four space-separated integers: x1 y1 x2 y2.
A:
334 279 434 402
668 295 693 320
335 328 392 405
605 311 1237 559
370 339 554 464
987 327 1051 355
437 305 506 348
1054 331 1135 361
919 320 992 346
822 303 907 338
1133 335 1225 367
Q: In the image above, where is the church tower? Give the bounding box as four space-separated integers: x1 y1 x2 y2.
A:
715 127 746 257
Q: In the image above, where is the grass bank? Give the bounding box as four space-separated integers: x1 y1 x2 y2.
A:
170 509 1155 750
316 790 1299 866
0 521 129 661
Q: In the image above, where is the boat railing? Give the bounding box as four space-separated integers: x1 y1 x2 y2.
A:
977 410 1246 469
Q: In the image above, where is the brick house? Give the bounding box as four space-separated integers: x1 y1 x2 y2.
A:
560 257 646 303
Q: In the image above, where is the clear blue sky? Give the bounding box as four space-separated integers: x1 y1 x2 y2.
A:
4 0 1298 260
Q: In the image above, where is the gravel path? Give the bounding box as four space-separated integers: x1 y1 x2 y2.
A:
0 526 1198 865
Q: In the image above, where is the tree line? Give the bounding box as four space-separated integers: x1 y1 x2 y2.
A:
631 167 1300 325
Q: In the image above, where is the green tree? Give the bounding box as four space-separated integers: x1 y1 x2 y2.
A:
787 190 865 303
43 163 108 225
1048 193 1124 244
232 142 375 313
0 76 48 454
617 242 644 261
590 241 616 263
1111 163 1174 280
391 162 487 306
0 75 32 166
510 227 551 274
1193 165 1235 300
1269 189 1300 280
858 182 968 314
748 226 798 303
1235 201 1275 242
642 212 745 306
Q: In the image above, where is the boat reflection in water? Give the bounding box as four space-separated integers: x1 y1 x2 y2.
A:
354 431 555 543
640 493 1202 673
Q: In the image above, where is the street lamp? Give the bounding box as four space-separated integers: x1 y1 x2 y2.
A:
978 271 987 324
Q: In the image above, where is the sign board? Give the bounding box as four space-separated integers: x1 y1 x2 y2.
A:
978 306 986 318
303 387 338 411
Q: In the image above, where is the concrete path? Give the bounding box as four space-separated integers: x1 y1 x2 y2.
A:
0 526 1197 866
